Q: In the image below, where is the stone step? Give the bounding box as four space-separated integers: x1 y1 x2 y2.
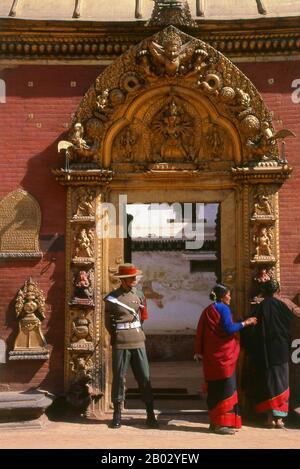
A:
0 392 53 421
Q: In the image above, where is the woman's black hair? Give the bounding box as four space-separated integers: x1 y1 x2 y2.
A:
260 278 280 296
209 284 229 302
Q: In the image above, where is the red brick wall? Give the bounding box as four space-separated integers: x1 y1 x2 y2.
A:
0 61 299 396
0 65 104 393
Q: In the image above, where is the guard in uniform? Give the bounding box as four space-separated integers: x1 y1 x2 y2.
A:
104 263 158 429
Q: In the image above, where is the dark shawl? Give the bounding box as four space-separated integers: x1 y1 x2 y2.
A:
250 297 293 369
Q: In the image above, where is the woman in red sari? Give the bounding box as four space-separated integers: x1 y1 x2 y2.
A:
195 284 257 435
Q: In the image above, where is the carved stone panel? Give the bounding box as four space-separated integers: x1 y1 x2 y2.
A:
0 189 42 258
9 278 49 361
69 310 94 352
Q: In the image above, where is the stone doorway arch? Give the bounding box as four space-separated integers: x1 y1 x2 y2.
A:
54 26 292 414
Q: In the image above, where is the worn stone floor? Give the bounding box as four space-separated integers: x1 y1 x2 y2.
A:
0 412 299 449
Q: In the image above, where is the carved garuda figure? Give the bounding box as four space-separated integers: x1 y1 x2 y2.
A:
13 278 47 351
138 29 208 78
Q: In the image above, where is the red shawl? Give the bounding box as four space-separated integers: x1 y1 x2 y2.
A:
195 303 240 381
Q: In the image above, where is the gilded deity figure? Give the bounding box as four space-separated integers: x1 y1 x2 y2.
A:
205 124 224 160
13 279 47 351
252 192 273 218
153 99 192 162
73 269 94 303
254 226 273 258
74 187 95 218
139 31 208 78
74 228 94 258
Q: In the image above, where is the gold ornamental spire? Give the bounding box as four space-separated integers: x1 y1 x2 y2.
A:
147 0 196 27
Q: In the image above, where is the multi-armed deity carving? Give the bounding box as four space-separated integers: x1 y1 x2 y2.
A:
151 98 194 162
9 278 49 360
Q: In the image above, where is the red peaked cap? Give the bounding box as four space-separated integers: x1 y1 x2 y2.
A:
114 263 142 278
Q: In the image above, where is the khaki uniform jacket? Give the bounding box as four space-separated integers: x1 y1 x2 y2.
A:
104 287 146 349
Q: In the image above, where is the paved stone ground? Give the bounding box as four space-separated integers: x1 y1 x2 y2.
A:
0 412 299 449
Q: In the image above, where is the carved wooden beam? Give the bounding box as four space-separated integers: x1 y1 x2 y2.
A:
8 0 19 17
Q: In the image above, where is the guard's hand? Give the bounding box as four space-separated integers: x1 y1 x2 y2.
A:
194 353 202 362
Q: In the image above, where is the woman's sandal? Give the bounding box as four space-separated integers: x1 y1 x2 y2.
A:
274 418 285 429
213 425 235 435
264 411 275 428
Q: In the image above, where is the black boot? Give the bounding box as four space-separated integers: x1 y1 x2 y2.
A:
110 402 122 429
146 402 159 429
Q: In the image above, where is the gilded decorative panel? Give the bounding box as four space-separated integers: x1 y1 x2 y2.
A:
0 189 42 258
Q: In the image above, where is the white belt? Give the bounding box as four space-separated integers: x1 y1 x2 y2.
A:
116 321 141 330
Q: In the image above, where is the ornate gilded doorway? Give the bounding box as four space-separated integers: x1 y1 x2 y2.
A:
54 26 291 413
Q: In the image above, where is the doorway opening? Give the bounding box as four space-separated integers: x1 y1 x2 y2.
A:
124 202 220 409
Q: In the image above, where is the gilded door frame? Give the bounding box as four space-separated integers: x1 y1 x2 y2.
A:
53 25 292 414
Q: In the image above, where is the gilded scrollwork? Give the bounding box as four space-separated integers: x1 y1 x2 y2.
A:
69 25 293 167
